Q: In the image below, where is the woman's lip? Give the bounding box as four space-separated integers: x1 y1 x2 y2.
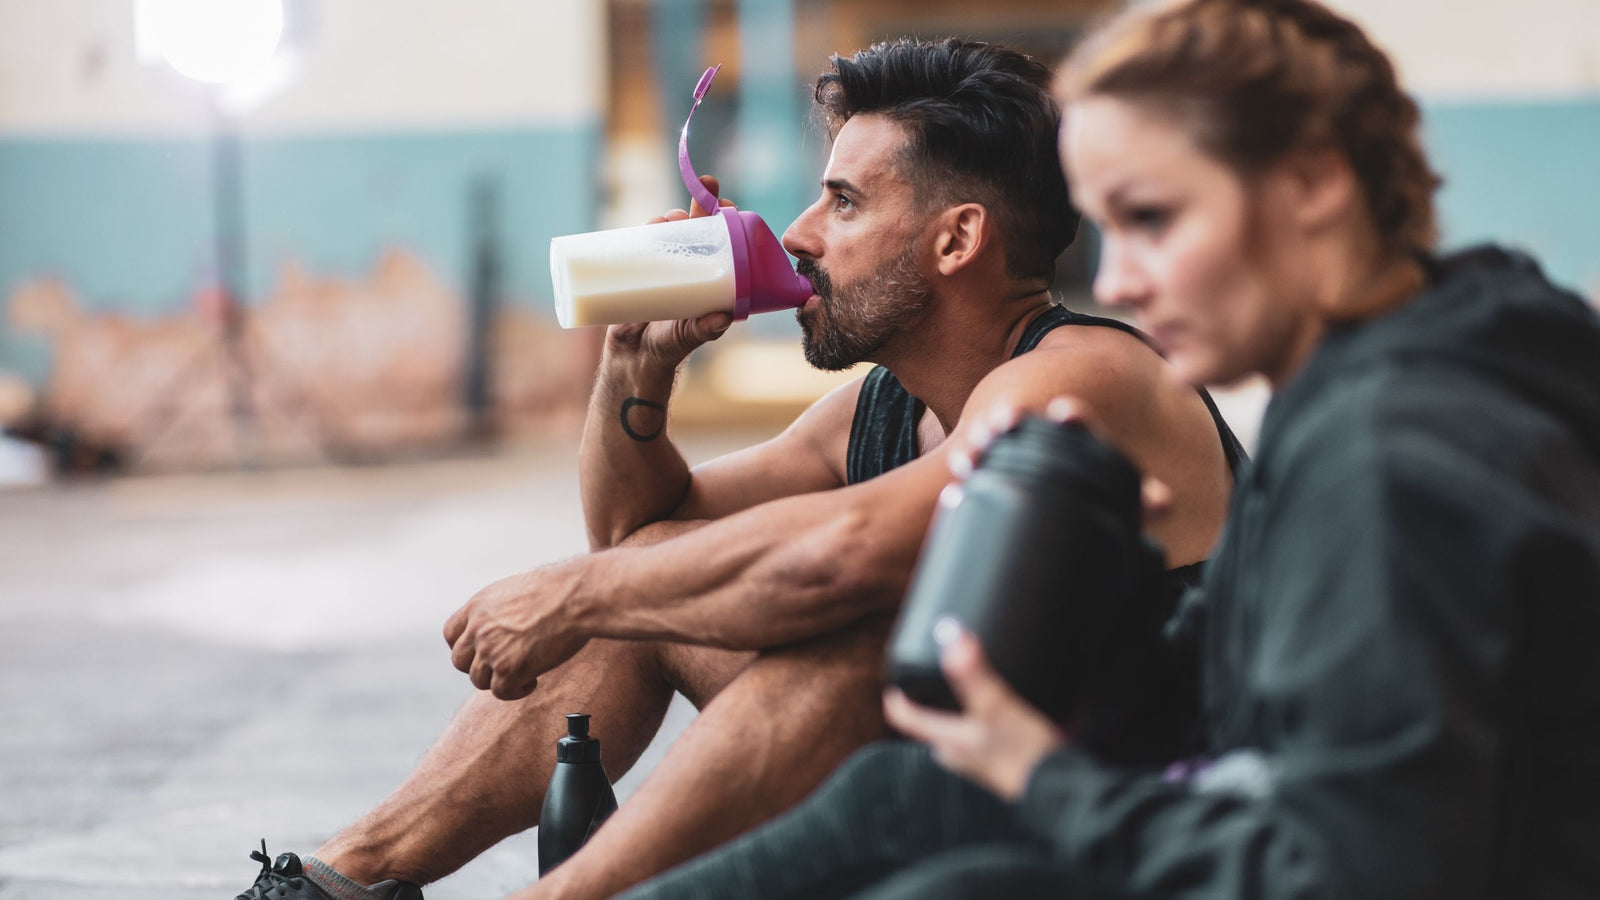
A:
1144 322 1181 349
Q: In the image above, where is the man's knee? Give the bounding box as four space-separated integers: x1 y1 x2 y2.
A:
756 611 896 685
660 613 894 711
546 637 670 700
657 642 755 708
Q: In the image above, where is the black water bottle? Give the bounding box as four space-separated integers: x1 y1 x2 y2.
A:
885 417 1164 723
537 713 618 875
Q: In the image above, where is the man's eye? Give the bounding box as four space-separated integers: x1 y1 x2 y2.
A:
833 193 854 212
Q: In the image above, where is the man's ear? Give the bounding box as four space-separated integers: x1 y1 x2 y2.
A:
933 203 990 277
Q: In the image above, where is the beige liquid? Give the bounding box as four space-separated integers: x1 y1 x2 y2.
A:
559 253 735 327
551 219 737 328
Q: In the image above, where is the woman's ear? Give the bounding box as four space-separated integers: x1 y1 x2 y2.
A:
934 203 990 277
1282 145 1360 234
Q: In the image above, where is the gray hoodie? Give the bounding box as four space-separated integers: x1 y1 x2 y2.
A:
1017 246 1600 900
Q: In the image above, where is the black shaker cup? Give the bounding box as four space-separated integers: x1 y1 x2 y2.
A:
885 416 1165 724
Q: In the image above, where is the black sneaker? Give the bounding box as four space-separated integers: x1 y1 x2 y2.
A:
235 841 423 900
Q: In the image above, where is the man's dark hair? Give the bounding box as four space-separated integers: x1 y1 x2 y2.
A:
815 38 1079 283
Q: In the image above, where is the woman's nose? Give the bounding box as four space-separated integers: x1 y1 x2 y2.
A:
1093 239 1149 309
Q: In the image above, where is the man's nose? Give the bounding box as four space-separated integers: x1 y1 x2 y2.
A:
782 199 822 259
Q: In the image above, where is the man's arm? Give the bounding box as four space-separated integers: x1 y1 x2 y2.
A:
578 320 703 550
579 314 725 549
581 339 859 551
579 177 846 549
447 334 1218 699
576 176 730 550
452 428 944 698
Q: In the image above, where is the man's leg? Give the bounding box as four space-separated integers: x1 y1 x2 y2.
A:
313 636 745 887
518 614 898 900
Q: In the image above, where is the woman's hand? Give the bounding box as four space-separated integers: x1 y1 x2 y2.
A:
884 621 1067 801
947 395 1174 525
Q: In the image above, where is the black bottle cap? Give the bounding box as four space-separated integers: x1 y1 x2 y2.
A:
557 712 603 763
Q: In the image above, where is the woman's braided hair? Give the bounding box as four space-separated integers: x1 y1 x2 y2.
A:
1058 0 1441 255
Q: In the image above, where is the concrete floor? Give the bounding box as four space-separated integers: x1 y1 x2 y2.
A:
0 433 771 899
0 380 1267 900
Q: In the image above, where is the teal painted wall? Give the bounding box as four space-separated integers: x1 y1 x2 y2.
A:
1 99 1597 386
1424 97 1600 298
0 123 601 381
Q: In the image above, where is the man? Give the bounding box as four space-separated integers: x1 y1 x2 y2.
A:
235 38 1240 900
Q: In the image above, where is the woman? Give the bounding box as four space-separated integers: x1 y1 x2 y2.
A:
620 1 1600 897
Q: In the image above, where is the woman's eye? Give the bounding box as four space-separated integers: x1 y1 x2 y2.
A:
1127 205 1170 234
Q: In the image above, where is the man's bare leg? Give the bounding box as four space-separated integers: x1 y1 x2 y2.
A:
516 614 895 900
313 636 729 887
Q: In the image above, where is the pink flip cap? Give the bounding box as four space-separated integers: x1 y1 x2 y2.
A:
679 65 815 319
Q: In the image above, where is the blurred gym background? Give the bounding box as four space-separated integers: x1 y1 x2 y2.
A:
0 0 1595 481
0 5 1596 897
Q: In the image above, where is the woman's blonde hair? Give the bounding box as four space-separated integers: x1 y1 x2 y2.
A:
1058 0 1441 255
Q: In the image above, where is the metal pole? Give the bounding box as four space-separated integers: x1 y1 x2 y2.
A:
210 96 257 464
464 174 501 440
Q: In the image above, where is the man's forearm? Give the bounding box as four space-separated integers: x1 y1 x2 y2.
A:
579 347 694 550
570 483 930 651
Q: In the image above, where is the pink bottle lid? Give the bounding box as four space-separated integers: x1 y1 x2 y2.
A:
678 65 814 320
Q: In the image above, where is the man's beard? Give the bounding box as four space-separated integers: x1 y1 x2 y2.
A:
794 250 933 372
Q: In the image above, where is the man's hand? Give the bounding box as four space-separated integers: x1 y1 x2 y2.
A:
604 174 739 371
883 622 1066 801
443 562 591 701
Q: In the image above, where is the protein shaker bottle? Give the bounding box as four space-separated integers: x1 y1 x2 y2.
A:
537 713 618 875
549 64 813 328
884 417 1166 724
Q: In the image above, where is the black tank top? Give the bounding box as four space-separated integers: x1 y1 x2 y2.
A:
844 304 1243 762
845 304 1248 484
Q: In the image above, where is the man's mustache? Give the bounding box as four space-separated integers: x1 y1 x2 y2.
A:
795 259 832 302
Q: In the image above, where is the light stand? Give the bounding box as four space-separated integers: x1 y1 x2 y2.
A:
132 0 350 467
210 97 257 460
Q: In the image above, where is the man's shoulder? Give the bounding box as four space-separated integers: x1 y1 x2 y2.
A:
1026 314 1154 358
983 319 1168 404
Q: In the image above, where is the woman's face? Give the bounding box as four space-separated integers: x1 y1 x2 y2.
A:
1061 96 1323 387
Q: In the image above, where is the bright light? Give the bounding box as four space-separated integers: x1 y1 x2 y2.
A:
137 0 285 85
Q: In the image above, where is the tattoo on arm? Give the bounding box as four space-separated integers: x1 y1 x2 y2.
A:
620 397 667 442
